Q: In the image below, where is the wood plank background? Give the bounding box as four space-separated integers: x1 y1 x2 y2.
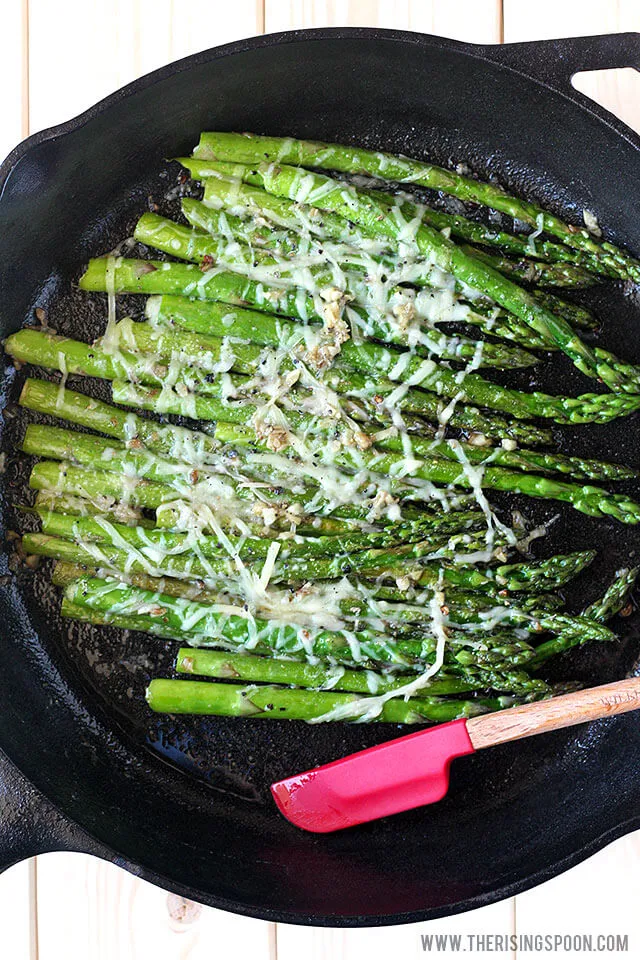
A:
1 1 639 957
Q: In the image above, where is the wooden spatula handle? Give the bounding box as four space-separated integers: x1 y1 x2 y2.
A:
466 676 640 750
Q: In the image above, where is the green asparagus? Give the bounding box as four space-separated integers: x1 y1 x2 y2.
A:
145 678 506 722
186 156 639 389
8 129 639 728
193 132 640 281
184 158 613 281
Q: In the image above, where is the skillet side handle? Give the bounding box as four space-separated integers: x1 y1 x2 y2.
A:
467 675 640 751
481 32 640 88
0 747 99 872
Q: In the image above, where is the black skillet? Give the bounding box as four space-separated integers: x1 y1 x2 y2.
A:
1 28 640 926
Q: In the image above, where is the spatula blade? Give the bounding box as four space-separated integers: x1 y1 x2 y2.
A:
271 718 475 832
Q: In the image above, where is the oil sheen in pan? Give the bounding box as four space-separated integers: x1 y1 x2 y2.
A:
4 159 640 803
2 29 640 924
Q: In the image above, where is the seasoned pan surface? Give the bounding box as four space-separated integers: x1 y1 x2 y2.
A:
1 29 640 924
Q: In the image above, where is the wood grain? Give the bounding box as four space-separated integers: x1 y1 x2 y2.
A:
277 897 515 960
2 3 640 958
0 0 29 160
27 0 266 134
503 0 640 132
0 858 36 960
36 853 274 960
265 0 502 41
468 676 640 750
514 833 640 958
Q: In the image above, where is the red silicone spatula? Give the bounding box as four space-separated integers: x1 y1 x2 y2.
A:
271 675 640 832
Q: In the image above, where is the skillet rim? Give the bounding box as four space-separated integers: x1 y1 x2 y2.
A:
2 26 640 926
3 26 640 189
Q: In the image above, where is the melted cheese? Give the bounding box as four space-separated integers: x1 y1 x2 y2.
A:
61 161 554 722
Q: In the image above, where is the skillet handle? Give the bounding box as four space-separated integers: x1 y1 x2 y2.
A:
0 747 100 872
482 32 640 88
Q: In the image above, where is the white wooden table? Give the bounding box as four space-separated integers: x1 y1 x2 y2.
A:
1 1 639 956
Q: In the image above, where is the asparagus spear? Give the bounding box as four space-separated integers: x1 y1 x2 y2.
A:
154 284 557 361
29 391 635 527
62 575 538 671
4 327 257 417
29 460 180 510
39 528 595 600
395 550 596 594
111 376 552 452
37 508 465 562
135 213 539 371
461 245 596 288
185 160 612 282
3 333 459 451
370 186 610 282
193 132 640 281
28 452 349 538
79 320 631 480
188 157 640 390
34 490 152 526
20 420 487 515
50 559 561 619
147 301 554 445
145 678 505 722
52 561 557 645
53 560 217 599
28 446 471 535
64 592 432 682
532 290 597 332
215 420 640 524
5 327 554 446
186 188 597 288
306 413 635 481
583 567 639 622
191 177 597 337
174 647 490 697
78 253 333 316
529 568 639 666
24 427 342 519
336 588 559 623
56 573 543 698
64 574 613 651
102 312 535 403
23 531 500 591
195 173 600 332
65 385 637 523
77 266 640 423
279 359 640 427
22 424 213 489
24 525 507 588
29 457 265 523
183 384 633 483
376 432 635 483
33 479 458 543
483 551 596 592
136 211 540 371
20 376 226 460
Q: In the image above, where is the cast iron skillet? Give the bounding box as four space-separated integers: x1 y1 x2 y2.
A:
1 28 640 927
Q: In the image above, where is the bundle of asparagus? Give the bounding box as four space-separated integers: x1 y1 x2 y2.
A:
5 131 640 724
